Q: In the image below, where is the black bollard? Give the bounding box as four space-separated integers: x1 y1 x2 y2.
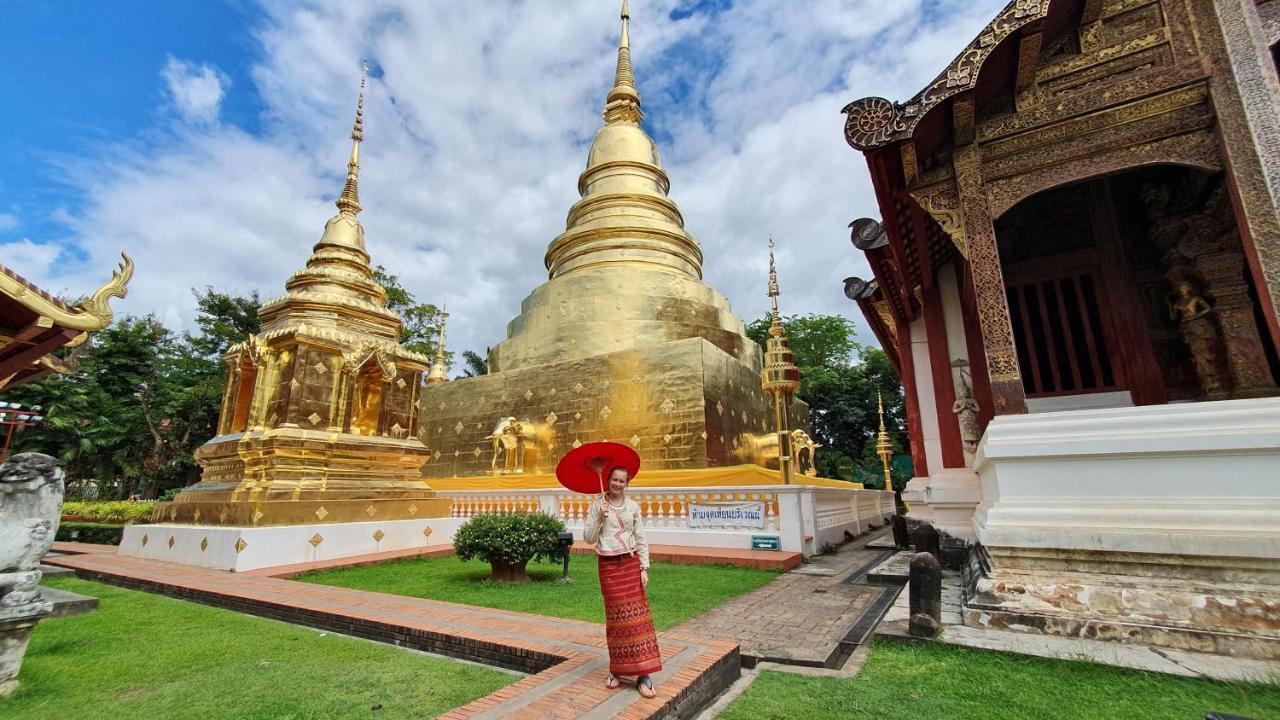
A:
912 523 941 561
891 514 909 550
908 551 942 638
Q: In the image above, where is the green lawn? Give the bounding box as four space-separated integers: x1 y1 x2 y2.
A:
298 554 780 630
721 637 1280 720
3 577 513 720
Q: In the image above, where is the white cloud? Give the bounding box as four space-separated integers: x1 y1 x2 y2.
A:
162 57 229 124
0 239 62 283
0 213 18 233
38 0 1007 357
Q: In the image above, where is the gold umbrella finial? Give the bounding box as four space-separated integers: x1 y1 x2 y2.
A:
876 391 894 492
767 237 784 337
336 60 368 216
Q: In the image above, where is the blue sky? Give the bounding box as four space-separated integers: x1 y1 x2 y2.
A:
2 2 265 252
1 0 1005 355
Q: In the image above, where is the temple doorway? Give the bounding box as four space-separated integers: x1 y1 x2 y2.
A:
994 166 1279 411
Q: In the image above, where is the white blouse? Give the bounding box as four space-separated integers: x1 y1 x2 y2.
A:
582 497 650 570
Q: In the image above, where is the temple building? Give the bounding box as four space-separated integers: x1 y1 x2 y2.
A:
842 0 1279 657
130 71 450 570
420 3 823 489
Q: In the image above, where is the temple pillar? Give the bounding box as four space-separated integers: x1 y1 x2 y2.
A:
906 316 947 517
924 263 983 542
1193 0 1280 350
898 315 933 521
1195 250 1279 395
953 143 1027 415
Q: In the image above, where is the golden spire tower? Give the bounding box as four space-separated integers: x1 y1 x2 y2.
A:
156 65 448 527
427 301 449 385
761 238 801 484
419 4 814 483
876 391 894 492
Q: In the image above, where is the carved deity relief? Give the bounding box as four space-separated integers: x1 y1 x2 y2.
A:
1144 176 1277 398
1168 280 1228 398
951 361 982 454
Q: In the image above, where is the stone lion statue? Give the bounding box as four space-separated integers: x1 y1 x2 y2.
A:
0 453 64 610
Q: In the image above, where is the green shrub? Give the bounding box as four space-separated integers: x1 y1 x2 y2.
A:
56 522 125 545
61 501 154 524
452 512 567 567
158 487 183 503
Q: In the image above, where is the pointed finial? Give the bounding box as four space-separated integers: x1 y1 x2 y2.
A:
336 61 368 216
436 300 449 362
426 300 450 384
767 237 784 336
878 391 886 431
604 0 643 124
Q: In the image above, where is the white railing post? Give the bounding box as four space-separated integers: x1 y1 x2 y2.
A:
799 487 817 555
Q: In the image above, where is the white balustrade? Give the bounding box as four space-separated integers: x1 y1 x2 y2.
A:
435 485 894 554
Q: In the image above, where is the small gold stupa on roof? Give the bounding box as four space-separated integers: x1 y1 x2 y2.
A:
419 2 811 486
156 67 448 526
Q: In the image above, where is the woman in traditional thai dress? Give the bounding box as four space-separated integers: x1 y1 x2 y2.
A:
583 465 661 698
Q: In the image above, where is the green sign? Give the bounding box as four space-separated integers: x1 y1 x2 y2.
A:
751 535 781 551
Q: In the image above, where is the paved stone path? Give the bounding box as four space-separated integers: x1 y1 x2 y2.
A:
45 548 738 719
674 531 894 668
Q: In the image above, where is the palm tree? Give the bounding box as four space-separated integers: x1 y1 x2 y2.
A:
461 349 489 378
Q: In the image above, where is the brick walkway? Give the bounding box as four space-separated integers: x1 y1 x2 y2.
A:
674 531 895 668
45 547 738 719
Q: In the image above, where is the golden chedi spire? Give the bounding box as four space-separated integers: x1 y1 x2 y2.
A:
257 62 413 349
426 302 449 384
604 0 643 125
336 63 366 216
876 390 894 491
542 0 702 281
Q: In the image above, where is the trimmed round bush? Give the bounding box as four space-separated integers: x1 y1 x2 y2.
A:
452 512 567 582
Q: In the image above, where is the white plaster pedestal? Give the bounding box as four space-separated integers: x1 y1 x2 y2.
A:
120 517 465 573
967 398 1280 659
923 469 982 542
902 477 934 522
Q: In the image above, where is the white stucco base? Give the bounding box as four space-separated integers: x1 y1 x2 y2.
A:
902 477 934 522
120 517 466 573
923 469 982 542
972 397 1280 557
966 397 1280 658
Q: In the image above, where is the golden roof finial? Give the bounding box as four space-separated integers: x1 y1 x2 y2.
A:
767 237 784 337
604 0 643 124
426 300 450 384
336 60 368 216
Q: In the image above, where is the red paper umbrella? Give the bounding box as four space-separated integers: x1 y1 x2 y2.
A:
555 441 641 495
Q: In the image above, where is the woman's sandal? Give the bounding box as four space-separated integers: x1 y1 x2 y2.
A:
637 676 656 698
605 673 620 690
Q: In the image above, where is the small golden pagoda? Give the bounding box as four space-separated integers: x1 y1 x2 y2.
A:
156 69 449 526
761 239 801 484
419 2 814 488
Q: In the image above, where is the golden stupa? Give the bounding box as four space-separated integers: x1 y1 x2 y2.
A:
155 68 449 526
419 3 814 489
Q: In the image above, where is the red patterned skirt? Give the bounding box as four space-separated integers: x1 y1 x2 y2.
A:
597 552 662 677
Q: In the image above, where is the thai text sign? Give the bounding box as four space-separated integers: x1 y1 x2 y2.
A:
688 502 765 529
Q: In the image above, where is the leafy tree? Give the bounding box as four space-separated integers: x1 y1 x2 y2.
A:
460 348 489 378
4 289 265 499
373 265 447 362
746 313 907 482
